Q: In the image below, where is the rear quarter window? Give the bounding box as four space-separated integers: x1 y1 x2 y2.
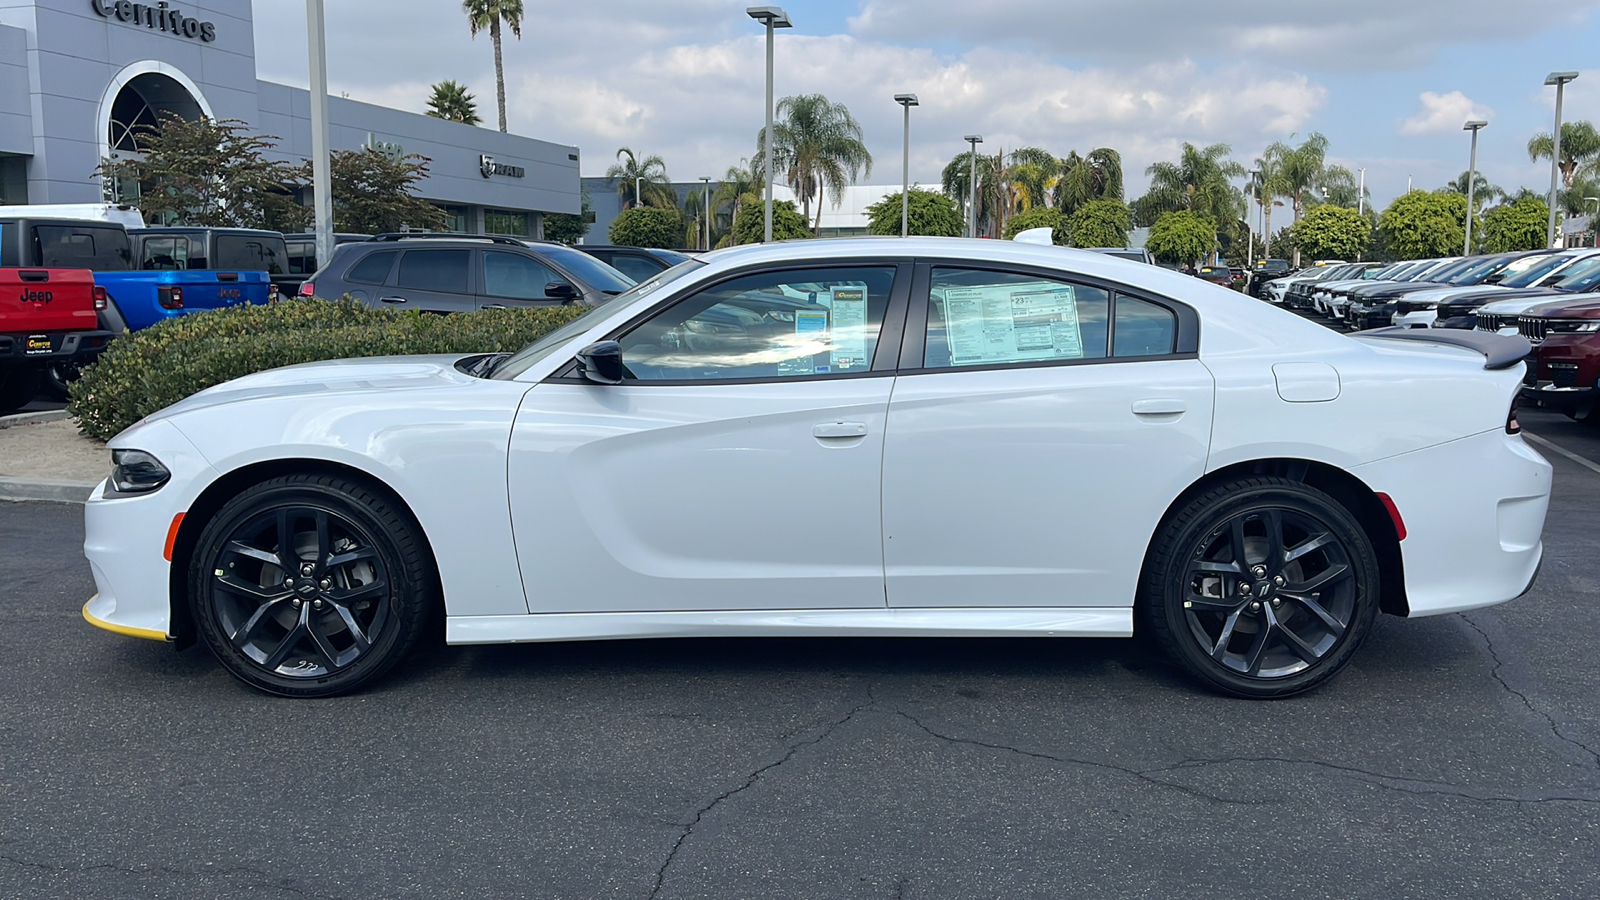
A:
31 225 132 270
215 234 288 274
345 250 399 285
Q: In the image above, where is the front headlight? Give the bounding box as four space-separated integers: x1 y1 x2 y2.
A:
110 449 171 494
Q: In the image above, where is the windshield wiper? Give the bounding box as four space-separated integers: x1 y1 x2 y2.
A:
469 352 511 378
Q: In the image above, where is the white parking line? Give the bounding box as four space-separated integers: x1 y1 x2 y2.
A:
1523 432 1600 477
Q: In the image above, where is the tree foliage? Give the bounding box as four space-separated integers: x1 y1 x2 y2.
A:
865 188 964 237
758 94 873 233
1290 204 1369 262
730 199 811 245
1055 149 1123 215
1481 195 1551 253
292 149 449 234
1378 190 1469 259
1066 199 1132 248
941 149 1004 237
425 80 481 125
609 206 683 248
96 114 302 231
544 188 591 244
1135 142 1245 227
605 147 675 209
1145 211 1215 266
999 206 1068 243
1528 120 1600 189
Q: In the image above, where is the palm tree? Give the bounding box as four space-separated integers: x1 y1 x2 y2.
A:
462 0 523 133
1006 147 1058 213
605 148 674 209
1137 142 1246 265
1054 148 1123 215
1261 133 1332 265
757 94 873 234
1529 121 1600 189
712 158 759 226
1440 170 1505 213
1315 166 1368 211
424 80 481 126
941 149 1004 237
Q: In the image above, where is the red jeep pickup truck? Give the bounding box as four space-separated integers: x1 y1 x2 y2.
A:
0 267 116 413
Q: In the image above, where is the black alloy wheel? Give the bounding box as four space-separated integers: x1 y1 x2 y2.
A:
191 474 434 697
1141 477 1379 699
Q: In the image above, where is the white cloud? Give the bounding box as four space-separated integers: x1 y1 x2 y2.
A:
1399 91 1495 136
850 0 1600 71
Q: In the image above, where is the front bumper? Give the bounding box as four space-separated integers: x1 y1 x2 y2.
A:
1353 429 1550 617
1392 309 1437 328
1521 382 1600 413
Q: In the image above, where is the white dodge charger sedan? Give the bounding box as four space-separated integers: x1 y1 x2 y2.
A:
82 238 1551 699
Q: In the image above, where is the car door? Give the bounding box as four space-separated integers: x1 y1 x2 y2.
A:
478 249 566 309
506 262 909 613
378 248 475 312
882 263 1215 609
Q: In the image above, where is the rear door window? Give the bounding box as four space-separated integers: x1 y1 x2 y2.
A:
138 236 188 270
608 252 667 283
31 225 132 270
397 250 470 294
215 234 288 274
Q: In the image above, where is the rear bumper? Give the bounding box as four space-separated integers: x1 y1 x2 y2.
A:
0 329 115 367
1353 430 1550 617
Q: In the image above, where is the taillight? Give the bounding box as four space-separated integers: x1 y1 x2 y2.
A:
93 285 107 311
1507 392 1521 435
158 285 184 310
298 281 314 298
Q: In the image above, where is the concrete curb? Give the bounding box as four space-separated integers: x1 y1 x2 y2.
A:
0 477 98 505
0 410 69 429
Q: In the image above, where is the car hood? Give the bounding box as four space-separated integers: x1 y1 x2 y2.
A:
1520 296 1600 319
1475 292 1574 315
143 355 478 424
1396 285 1511 305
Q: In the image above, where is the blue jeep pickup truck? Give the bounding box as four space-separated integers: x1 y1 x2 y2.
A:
0 217 279 332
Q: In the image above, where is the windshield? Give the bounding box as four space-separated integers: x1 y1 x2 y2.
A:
539 244 637 294
1552 256 1600 292
1438 256 1509 285
492 258 706 379
1497 254 1568 288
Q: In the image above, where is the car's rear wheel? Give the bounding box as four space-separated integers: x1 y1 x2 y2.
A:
190 474 434 697
1140 477 1380 699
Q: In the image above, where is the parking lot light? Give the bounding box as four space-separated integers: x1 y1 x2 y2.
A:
700 176 712 249
965 134 982 238
1546 71 1580 248
1463 120 1488 255
747 7 792 243
895 94 918 237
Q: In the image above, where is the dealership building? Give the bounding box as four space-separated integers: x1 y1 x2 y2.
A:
0 0 580 237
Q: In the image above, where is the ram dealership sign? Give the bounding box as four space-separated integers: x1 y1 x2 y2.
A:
479 155 525 179
90 0 218 42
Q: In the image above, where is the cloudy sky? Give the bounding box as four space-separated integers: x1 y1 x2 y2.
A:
250 0 1600 210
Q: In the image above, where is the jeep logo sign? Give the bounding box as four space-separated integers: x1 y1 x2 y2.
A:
365 133 404 162
479 155 525 179
90 0 218 42
19 289 53 306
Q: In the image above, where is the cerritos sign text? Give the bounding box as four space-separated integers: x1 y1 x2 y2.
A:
90 0 217 43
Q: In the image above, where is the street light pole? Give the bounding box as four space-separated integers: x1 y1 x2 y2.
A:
1463 120 1487 255
1546 71 1579 249
964 134 982 238
700 176 712 249
1246 169 1258 267
895 94 918 237
747 7 792 243
635 176 642 210
305 0 333 269
1357 167 1365 216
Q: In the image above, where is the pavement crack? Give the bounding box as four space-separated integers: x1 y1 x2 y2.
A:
1461 613 1600 769
894 710 1270 807
646 695 875 900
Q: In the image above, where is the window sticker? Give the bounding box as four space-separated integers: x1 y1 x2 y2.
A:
779 309 830 375
941 281 1083 366
828 286 868 369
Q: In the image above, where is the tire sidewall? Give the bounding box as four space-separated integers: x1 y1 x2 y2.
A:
190 479 421 698
1150 480 1381 699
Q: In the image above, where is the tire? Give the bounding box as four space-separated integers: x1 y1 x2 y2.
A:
0 368 39 413
190 473 435 698
39 361 79 402
1140 477 1380 699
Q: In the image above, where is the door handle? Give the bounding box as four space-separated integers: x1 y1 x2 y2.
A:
1132 399 1186 416
483 304 509 309
379 296 407 304
813 422 868 439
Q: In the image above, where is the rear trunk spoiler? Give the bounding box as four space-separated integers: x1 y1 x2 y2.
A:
1355 326 1531 370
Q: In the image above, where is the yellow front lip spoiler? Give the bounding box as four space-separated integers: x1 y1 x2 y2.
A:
82 596 168 642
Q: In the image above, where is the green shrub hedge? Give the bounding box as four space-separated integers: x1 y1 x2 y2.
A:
69 298 585 441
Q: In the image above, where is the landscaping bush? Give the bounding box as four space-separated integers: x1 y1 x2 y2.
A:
68 298 585 441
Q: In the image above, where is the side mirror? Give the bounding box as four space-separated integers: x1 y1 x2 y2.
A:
1541 275 1563 286
575 341 625 385
1483 274 1503 284
546 281 578 301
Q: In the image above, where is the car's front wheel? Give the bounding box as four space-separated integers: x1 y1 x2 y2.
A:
190 474 434 697
1141 477 1380 699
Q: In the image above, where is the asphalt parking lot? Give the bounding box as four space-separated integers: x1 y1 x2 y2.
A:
0 404 1595 899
